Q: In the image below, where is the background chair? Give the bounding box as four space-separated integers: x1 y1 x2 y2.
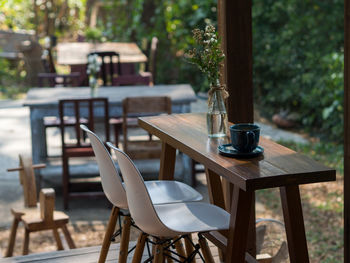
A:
60 98 110 209
112 36 158 86
81 126 202 263
122 96 171 160
144 36 158 84
5 155 75 257
88 51 121 86
110 145 230 263
38 47 80 87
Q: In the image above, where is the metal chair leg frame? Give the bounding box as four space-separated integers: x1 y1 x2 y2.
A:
142 235 204 263
111 212 123 242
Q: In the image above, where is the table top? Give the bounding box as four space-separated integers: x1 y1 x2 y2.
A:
56 42 147 65
23 85 196 107
138 113 336 191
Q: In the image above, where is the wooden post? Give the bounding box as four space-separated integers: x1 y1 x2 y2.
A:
345 0 350 260
218 0 254 123
218 1 255 261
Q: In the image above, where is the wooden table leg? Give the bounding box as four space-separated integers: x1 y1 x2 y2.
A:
247 193 256 258
205 168 225 210
159 142 176 180
280 185 309 263
225 185 253 263
222 178 233 212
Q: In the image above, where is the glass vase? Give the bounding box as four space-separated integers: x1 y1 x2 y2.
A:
89 76 99 97
207 89 228 138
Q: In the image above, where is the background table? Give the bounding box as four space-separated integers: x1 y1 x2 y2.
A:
56 42 148 86
24 85 196 166
138 113 336 263
57 42 147 65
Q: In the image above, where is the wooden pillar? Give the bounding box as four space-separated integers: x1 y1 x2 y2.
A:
218 0 254 123
344 0 350 261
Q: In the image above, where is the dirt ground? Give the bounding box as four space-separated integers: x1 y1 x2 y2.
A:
0 176 343 262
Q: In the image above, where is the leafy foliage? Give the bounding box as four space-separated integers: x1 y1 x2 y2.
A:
186 25 224 86
0 0 345 142
253 0 344 142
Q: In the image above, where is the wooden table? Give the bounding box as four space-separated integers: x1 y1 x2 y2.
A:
24 85 196 166
56 42 148 86
56 42 147 65
138 113 336 263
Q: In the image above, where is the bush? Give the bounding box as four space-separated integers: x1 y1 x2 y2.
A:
253 0 344 142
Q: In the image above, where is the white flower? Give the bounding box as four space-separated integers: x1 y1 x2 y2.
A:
86 54 101 76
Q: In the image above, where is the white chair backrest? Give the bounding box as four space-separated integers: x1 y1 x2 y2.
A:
107 142 170 236
80 125 128 209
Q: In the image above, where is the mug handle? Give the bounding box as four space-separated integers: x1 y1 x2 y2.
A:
246 131 255 149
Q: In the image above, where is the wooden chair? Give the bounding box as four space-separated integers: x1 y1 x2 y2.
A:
88 51 121 86
122 96 171 160
59 98 111 209
38 48 80 87
39 47 82 157
190 159 205 186
111 146 229 263
5 155 75 257
113 37 158 86
145 36 158 84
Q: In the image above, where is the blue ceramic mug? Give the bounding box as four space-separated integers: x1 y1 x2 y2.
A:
230 123 260 153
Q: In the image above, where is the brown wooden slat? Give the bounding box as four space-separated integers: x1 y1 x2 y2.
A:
203 231 227 251
138 113 336 191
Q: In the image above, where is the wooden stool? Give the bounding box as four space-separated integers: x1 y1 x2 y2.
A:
5 155 75 257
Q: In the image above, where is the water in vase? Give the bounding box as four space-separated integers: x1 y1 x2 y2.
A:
207 112 228 138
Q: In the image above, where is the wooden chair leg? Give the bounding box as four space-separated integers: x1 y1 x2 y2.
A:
112 123 121 147
153 244 163 263
5 217 20 257
62 156 69 210
132 233 148 263
61 224 76 249
198 235 214 263
52 228 64 250
184 235 196 263
98 206 120 263
22 228 30 255
191 159 197 187
119 215 132 263
166 254 173 263
174 237 186 260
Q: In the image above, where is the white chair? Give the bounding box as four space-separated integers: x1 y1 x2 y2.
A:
109 142 231 263
80 125 202 263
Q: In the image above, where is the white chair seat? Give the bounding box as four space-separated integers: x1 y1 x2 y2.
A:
145 181 202 204
153 202 230 237
120 180 203 207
